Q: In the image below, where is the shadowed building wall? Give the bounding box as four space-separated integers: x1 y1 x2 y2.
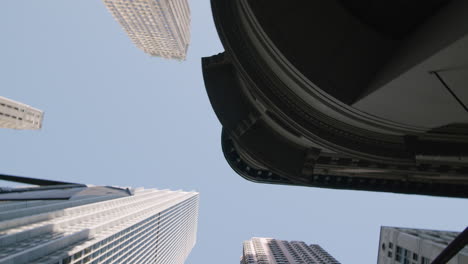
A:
202 0 468 198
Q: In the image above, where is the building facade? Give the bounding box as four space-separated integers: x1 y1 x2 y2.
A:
103 0 191 60
0 96 43 130
241 237 340 264
378 227 468 264
202 0 468 198
0 176 199 264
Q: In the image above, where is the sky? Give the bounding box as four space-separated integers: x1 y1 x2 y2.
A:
0 1 467 263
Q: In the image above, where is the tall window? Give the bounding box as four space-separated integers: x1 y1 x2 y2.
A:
421 257 430 264
395 246 418 264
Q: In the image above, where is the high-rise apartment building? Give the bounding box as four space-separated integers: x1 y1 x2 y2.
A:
0 96 43 130
0 175 199 264
378 227 468 264
103 0 191 60
241 237 340 264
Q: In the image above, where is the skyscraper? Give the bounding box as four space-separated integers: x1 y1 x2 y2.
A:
103 0 191 60
241 237 340 264
378 227 468 264
202 0 468 198
0 175 199 264
0 96 43 130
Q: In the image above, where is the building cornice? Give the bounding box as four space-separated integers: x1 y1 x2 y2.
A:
222 129 468 198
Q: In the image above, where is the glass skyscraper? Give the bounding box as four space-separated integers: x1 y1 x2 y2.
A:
241 237 340 264
103 0 191 60
0 175 199 264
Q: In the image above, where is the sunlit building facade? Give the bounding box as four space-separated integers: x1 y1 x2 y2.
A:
0 96 43 130
0 175 199 264
378 227 468 264
241 237 340 264
103 0 191 60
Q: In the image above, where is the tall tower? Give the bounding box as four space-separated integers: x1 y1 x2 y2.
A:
103 0 191 60
0 175 199 264
0 96 43 130
377 227 468 264
241 237 340 264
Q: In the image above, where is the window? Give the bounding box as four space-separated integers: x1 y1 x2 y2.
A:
421 257 430 264
396 246 402 262
388 251 393 258
84 247 92 254
413 253 418 261
74 251 82 259
389 242 393 249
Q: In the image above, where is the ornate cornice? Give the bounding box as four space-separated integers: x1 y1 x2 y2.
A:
222 129 468 198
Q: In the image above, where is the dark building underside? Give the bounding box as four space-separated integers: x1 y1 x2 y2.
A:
203 0 468 198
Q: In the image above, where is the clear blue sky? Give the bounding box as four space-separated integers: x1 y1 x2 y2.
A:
0 1 467 263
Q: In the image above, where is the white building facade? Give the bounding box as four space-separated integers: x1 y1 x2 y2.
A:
241 237 340 264
0 186 199 264
103 0 191 60
0 96 43 130
378 227 468 264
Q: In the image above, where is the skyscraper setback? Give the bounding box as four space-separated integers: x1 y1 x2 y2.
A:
241 237 340 264
103 0 191 60
0 96 43 130
0 175 199 264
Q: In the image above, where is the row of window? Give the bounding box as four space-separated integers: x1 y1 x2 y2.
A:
0 102 40 117
0 111 22 120
385 244 431 264
0 103 20 111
